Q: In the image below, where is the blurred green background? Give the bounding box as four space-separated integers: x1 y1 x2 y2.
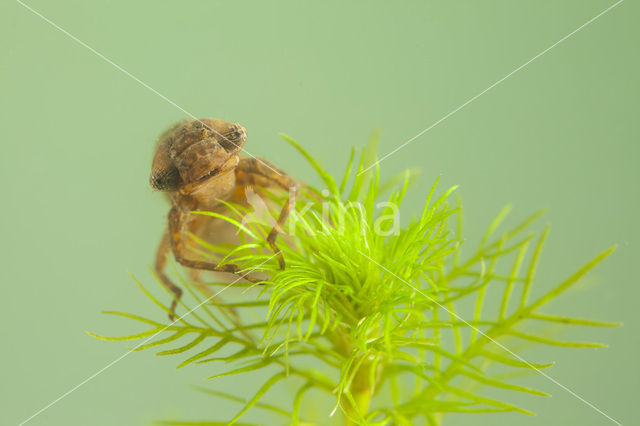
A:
1 0 637 425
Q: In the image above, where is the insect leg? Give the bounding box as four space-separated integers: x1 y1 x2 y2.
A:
235 157 302 269
154 230 183 321
266 185 297 269
169 207 261 281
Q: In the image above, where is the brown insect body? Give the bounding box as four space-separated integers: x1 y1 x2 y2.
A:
150 119 295 319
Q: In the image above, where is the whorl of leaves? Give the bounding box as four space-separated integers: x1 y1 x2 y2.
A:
92 134 618 426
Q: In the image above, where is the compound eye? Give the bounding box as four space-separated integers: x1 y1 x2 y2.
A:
218 124 247 152
150 166 181 191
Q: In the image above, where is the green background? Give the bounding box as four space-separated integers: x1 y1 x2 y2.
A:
1 0 637 425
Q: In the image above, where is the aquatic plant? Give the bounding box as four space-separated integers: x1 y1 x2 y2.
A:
92 134 618 425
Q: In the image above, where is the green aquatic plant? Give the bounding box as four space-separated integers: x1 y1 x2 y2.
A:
92 134 618 425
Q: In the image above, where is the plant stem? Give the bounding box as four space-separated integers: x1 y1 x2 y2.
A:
344 361 373 426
